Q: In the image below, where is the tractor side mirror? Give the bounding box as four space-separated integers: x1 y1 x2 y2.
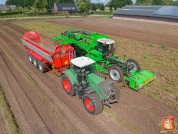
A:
77 73 82 82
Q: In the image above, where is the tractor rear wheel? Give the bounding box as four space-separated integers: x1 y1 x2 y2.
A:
109 66 124 82
82 93 103 115
125 59 141 72
38 61 47 73
33 58 38 68
28 54 33 64
110 83 120 101
61 74 76 96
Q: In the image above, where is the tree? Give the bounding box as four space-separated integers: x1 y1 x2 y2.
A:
136 0 145 5
152 0 163 4
124 0 133 5
14 6 21 12
91 3 96 11
24 0 30 7
78 2 86 11
42 0 48 12
80 0 91 12
100 3 105 11
96 3 101 9
33 0 41 12
175 0 178 5
163 0 174 5
74 0 81 6
18 0 24 7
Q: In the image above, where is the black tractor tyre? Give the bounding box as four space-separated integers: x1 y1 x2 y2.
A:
61 74 76 96
28 54 33 64
82 93 103 115
38 61 47 73
110 83 120 101
109 66 124 83
125 59 141 72
33 58 38 68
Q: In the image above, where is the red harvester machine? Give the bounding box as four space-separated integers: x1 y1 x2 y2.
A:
21 31 75 73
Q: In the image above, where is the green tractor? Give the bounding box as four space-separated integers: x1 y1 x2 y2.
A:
54 29 155 91
61 56 120 115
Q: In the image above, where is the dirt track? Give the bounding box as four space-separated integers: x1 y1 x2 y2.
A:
50 17 178 49
0 20 178 134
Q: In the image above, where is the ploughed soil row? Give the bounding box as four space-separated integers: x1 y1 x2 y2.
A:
0 22 132 134
10 22 178 134
0 40 46 133
50 18 178 49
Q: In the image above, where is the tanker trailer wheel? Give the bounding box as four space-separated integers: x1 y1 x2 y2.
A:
28 54 33 64
38 61 47 73
110 83 120 101
125 59 141 72
109 66 124 82
61 74 76 96
33 58 39 68
82 93 103 115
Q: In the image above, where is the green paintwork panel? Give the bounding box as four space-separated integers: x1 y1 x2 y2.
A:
54 29 155 90
54 30 110 52
124 69 155 91
86 50 103 62
87 73 106 99
64 69 78 83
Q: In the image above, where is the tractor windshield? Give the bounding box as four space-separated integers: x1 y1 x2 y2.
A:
83 63 98 75
97 41 114 57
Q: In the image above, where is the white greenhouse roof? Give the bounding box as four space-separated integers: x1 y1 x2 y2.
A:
71 56 95 68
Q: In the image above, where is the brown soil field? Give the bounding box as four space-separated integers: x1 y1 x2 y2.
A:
50 17 178 49
0 18 177 134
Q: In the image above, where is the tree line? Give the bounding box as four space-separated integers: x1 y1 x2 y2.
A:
135 0 178 5
5 0 178 12
5 0 75 9
107 0 178 11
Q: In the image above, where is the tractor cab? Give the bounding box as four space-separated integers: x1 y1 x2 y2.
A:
70 57 96 89
97 38 115 57
71 56 96 76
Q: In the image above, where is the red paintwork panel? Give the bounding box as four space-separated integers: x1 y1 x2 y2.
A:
24 31 41 44
22 31 75 73
29 50 43 61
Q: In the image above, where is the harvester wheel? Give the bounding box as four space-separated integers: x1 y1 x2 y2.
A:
38 61 47 73
82 93 103 115
110 83 120 100
125 59 141 72
33 58 38 68
61 74 76 96
109 66 123 82
28 54 33 64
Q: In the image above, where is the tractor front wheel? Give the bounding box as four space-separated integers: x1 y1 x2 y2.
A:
82 93 103 115
109 66 124 82
125 59 141 72
61 74 76 96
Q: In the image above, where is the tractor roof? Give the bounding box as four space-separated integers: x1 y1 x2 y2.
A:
97 38 115 44
71 56 95 68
